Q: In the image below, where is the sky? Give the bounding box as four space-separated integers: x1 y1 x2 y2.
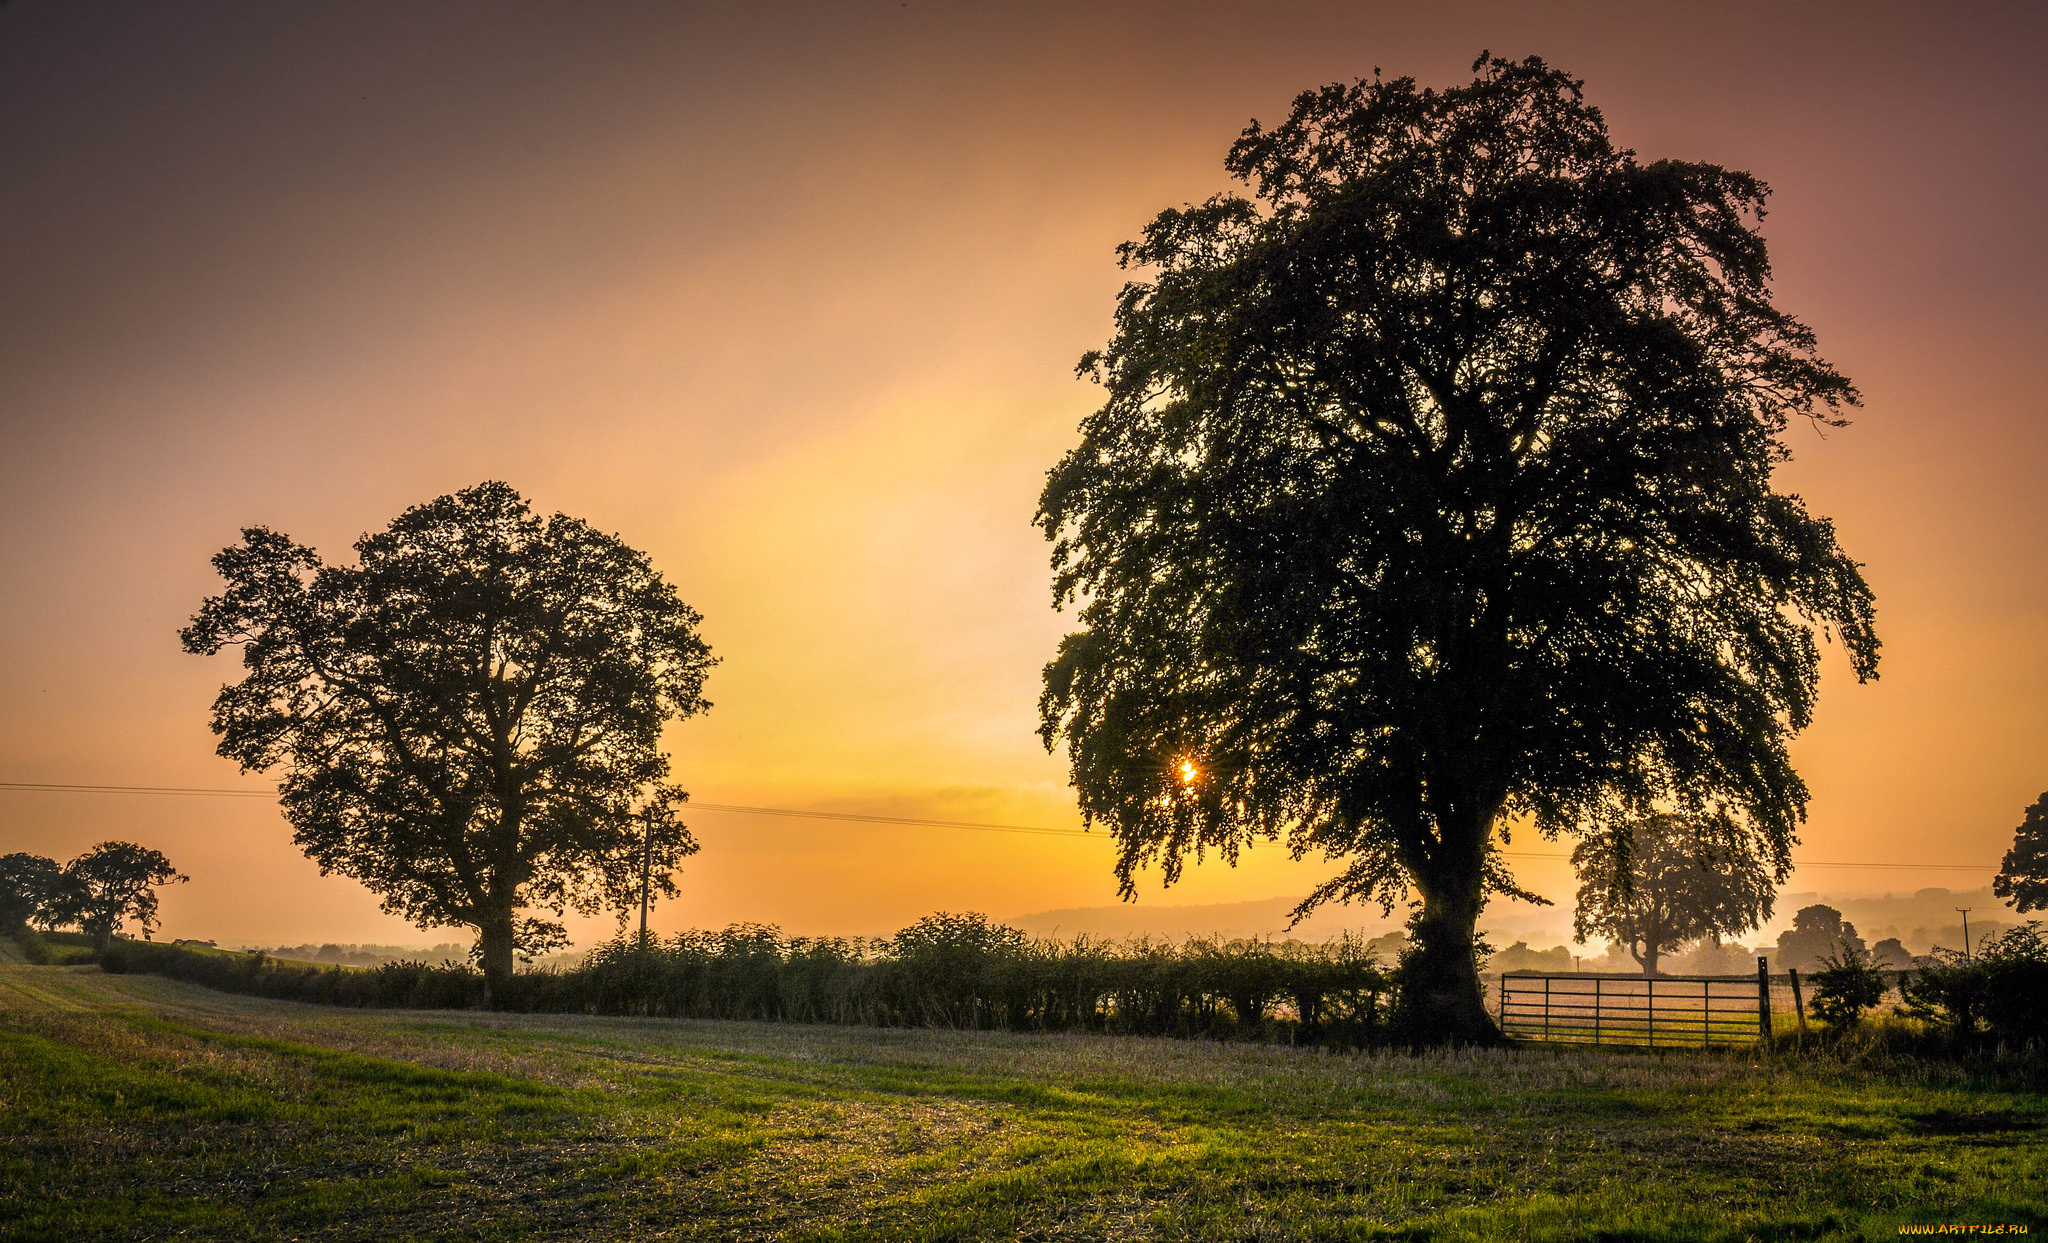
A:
1 1 2044 950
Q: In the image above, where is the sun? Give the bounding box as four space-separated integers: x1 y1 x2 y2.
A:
1177 757 1200 786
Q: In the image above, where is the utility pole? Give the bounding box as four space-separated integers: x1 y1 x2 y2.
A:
1956 907 1973 961
640 804 657 950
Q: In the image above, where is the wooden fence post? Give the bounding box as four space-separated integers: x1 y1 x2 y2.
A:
1647 976 1656 1047
1788 968 1808 1033
1757 956 1772 1045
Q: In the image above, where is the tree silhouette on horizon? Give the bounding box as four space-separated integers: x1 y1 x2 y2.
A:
1037 54 1879 1042
183 481 714 1002
53 841 185 952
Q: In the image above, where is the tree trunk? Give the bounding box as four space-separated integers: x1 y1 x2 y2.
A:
1397 880 1500 1045
1641 907 1666 977
477 910 517 1008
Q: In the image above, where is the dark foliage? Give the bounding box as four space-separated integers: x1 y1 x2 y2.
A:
1571 813 1777 976
1900 922 2048 1051
1994 791 2048 913
1808 945 1886 1029
93 914 1396 1045
1036 54 1879 1044
50 842 185 952
0 852 65 929
181 482 715 1000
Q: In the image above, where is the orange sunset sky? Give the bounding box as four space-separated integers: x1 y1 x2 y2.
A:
2 2 2044 950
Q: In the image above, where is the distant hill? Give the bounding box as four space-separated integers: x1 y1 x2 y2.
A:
1762 887 2015 957
1003 884 2031 962
1004 895 1402 943
1003 890 1585 947
244 942 468 967
241 941 592 971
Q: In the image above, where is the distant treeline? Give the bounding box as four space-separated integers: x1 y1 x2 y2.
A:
249 942 469 968
86 912 1396 1044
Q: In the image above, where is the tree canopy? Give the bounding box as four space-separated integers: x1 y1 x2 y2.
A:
1772 904 1866 974
52 842 185 951
1993 791 2048 913
0 852 64 929
182 481 714 998
1570 813 1776 976
1037 54 1879 1041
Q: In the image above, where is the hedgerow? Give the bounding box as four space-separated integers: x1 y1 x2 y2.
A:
93 911 1395 1044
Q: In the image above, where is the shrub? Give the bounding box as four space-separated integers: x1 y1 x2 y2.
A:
1809 946 1886 1029
1900 921 2048 1050
884 912 1027 1028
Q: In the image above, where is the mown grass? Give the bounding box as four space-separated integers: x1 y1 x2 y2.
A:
0 956 2041 1241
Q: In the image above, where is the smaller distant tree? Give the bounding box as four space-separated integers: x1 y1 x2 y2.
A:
1773 904 1866 973
1363 931 1408 965
1870 937 1914 970
54 842 186 952
0 853 65 929
1573 814 1778 976
1994 791 2048 913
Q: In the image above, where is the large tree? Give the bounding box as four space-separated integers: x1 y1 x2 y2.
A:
1571 813 1777 976
1037 55 1879 1041
53 842 185 952
1993 791 2048 913
183 482 714 1000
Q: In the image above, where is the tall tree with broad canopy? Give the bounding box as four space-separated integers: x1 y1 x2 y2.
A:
183 482 714 1001
1993 791 2048 913
1570 813 1777 976
53 842 185 952
1037 55 1879 1042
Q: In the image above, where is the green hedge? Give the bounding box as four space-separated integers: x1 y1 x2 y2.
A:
88 913 1395 1045
1899 922 2048 1051
8 923 54 964
97 939 485 1008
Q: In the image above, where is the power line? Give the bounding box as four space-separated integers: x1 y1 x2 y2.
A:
0 781 1092 839
0 781 274 798
0 780 2000 871
690 802 1097 839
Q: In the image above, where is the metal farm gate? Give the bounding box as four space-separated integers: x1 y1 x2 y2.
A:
1498 966 1778 1047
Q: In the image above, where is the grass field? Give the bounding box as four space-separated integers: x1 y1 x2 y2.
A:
1 949 2042 1241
